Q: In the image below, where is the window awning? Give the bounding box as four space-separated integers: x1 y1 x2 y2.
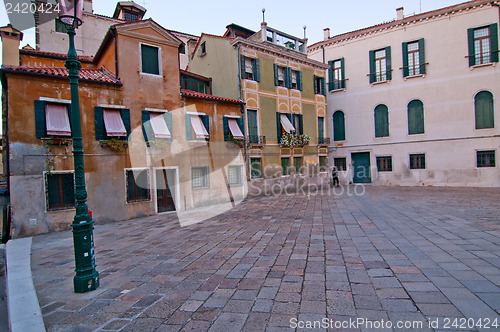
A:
150 112 171 138
191 115 209 139
228 118 244 139
280 114 295 133
103 109 127 137
46 103 71 136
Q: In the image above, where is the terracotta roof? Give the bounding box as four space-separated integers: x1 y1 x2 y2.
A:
19 49 94 62
181 89 244 104
308 0 494 51
1 66 121 85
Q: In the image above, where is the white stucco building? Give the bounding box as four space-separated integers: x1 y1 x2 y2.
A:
308 0 500 187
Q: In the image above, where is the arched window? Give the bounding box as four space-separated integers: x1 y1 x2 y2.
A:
408 100 424 135
475 91 494 129
333 111 345 141
374 104 389 137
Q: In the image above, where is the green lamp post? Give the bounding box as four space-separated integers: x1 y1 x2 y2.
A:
60 1 99 293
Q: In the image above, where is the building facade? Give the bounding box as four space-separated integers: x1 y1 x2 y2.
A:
189 23 330 183
308 0 500 187
1 19 245 237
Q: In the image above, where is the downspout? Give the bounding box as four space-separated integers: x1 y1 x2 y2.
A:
1 74 10 193
322 45 325 63
112 27 119 78
237 43 249 179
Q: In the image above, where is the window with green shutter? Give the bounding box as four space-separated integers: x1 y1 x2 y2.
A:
141 111 172 142
475 91 494 129
314 76 326 95
293 157 302 174
46 172 75 211
319 156 327 172
468 24 499 66
370 47 391 82
141 44 160 75
250 158 261 178
408 100 425 135
126 169 150 202
95 107 130 140
35 100 72 138
333 111 345 141
318 117 325 142
247 110 258 141
403 39 425 77
374 104 389 138
281 157 289 176
329 58 345 90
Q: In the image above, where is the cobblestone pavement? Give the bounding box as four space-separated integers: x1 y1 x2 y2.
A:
31 186 500 331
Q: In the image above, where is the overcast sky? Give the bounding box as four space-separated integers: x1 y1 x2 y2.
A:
1 0 467 50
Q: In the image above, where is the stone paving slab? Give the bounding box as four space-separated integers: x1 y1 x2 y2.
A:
29 186 500 331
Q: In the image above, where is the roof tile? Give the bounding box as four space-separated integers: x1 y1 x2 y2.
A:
181 89 244 104
2 65 120 84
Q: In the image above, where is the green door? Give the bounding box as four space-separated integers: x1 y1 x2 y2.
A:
351 152 371 183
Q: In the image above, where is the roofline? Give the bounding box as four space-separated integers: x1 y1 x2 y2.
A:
191 33 235 60
20 49 94 63
309 0 496 51
0 66 122 86
231 37 329 70
179 69 210 82
180 89 244 105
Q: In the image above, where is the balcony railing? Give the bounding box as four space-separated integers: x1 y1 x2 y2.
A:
247 135 266 145
318 137 330 145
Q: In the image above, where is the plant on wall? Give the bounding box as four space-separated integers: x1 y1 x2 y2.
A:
280 132 310 147
99 138 129 152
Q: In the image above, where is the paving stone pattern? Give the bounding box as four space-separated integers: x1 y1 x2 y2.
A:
31 186 500 331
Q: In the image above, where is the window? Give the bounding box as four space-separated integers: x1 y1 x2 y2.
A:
376 156 392 172
34 101 72 138
247 110 259 143
241 56 260 82
223 117 245 141
96 107 131 140
124 11 138 21
477 150 495 167
291 70 302 90
319 156 327 172
409 154 425 169
281 157 289 175
318 117 325 143
266 30 274 42
55 18 68 33
314 76 326 95
141 111 172 142
369 47 392 83
180 75 209 93
333 111 345 141
408 100 424 135
468 24 499 66
179 43 186 54
328 58 345 90
103 109 127 137
293 114 303 135
274 65 286 87
228 165 243 185
141 44 160 75
334 158 347 171
250 158 261 178
277 113 295 142
192 166 209 189
403 39 425 77
126 169 150 202
475 91 494 129
46 172 74 211
200 41 206 55
185 114 209 140
374 104 389 138
293 157 302 174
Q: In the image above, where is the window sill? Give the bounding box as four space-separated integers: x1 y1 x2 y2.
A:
140 72 163 78
47 207 75 213
404 74 425 80
228 183 244 187
126 198 151 204
371 80 390 86
192 186 210 190
329 88 345 94
470 62 496 70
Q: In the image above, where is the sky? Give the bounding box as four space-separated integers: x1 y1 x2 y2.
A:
1 0 468 50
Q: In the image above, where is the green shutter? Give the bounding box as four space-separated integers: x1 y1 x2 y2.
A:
142 111 151 142
248 110 258 137
201 115 210 141
141 44 159 75
121 109 131 138
318 117 324 140
185 114 192 140
369 50 376 83
475 91 494 129
34 100 47 138
284 67 291 88
333 111 345 141
253 58 260 82
328 60 334 91
223 117 229 141
94 107 105 140
374 105 389 138
240 55 246 79
297 70 302 91
298 114 303 135
408 100 424 135
468 28 475 66
490 24 499 63
274 64 279 86
402 42 409 77
313 76 318 94
385 46 392 80
164 112 172 141
276 112 282 143
67 104 73 135
418 39 426 74
321 77 326 96
237 117 245 136
340 58 345 89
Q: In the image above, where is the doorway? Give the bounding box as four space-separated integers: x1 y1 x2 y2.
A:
351 152 371 183
155 168 176 213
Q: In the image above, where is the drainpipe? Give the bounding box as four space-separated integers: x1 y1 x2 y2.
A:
111 27 118 78
322 45 325 64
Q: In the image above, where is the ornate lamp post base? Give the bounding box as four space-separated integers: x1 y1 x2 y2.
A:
72 220 99 293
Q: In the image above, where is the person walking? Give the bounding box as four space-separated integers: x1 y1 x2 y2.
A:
332 166 339 187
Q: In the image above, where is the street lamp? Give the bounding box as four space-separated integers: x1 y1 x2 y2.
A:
60 1 99 293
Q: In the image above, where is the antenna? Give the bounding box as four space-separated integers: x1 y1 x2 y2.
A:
420 0 422 13
262 8 265 23
303 25 307 39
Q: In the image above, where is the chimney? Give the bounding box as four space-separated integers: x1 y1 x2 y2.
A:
83 0 93 14
396 7 404 20
323 28 330 41
0 24 23 66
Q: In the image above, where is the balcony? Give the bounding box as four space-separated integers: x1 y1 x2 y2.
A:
247 135 266 146
318 137 330 145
